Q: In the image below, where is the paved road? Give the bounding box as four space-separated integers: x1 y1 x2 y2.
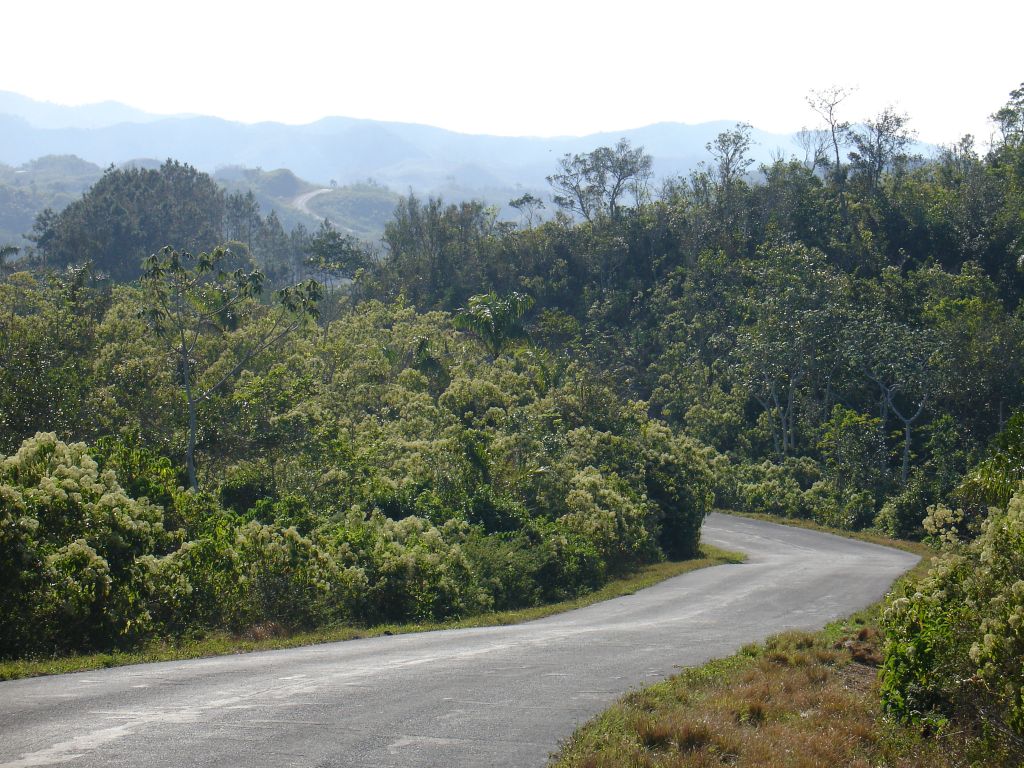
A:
0 514 918 768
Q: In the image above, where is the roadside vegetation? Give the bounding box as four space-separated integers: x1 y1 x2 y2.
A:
549 620 963 768
0 545 741 680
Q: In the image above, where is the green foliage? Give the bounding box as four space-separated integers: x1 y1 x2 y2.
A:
140 245 320 489
452 291 535 359
547 138 653 221
0 292 713 659
959 411 1024 509
31 160 225 282
0 268 109 451
727 458 819 520
874 472 936 539
818 405 888 500
304 220 370 285
881 495 1024 761
0 434 169 655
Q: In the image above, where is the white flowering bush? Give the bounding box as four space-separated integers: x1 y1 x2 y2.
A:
233 522 367 629
0 433 169 654
881 494 1024 756
332 512 490 623
560 467 654 574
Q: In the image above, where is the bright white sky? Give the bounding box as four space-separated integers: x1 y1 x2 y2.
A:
2 0 1021 145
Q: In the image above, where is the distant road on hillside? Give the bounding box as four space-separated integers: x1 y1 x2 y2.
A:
0 514 917 768
291 188 331 220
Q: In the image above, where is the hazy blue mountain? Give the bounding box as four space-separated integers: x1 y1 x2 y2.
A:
0 92 805 195
0 91 167 129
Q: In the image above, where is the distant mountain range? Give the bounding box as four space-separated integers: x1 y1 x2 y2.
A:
0 91 808 194
0 91 939 249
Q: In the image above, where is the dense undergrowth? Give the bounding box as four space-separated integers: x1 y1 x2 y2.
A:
0 547 741 680
0 297 713 659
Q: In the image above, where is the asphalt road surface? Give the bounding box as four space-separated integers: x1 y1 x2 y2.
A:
0 513 918 768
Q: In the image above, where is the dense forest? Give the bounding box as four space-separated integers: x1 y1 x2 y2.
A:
3 84 1024 759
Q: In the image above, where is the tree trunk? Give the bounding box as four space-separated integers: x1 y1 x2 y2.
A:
181 344 198 491
901 421 912 486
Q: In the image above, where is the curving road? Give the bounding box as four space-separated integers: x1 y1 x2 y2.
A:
291 188 332 221
0 514 917 768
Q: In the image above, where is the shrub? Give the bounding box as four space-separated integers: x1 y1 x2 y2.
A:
803 481 876 530
0 433 169 655
332 513 489 623
874 472 936 539
881 495 1024 760
735 460 807 519
560 466 654 574
640 424 713 559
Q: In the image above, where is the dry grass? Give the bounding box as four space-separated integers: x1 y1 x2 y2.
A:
551 528 963 767
551 622 973 768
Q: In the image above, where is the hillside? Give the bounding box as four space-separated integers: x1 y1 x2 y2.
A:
0 157 402 248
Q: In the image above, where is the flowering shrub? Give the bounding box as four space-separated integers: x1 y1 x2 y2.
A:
0 433 169 654
0 300 718 659
332 512 489 622
561 467 653 572
881 495 1024 758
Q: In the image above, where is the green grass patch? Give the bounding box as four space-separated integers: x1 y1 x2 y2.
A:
0 545 742 681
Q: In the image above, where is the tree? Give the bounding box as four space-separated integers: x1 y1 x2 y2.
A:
224 191 262 252
819 405 887 498
794 127 831 172
807 87 853 172
991 81 1024 145
547 139 652 221
253 210 294 286
807 87 854 231
0 266 109 451
848 107 917 194
734 242 847 456
696 123 756 254
0 245 18 277
304 220 370 288
140 246 320 490
706 123 755 191
847 277 937 486
453 291 535 360
509 193 546 228
30 161 225 282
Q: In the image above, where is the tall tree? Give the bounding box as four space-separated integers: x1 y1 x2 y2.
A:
735 242 847 456
847 277 937 485
848 107 917 195
547 139 652 221
140 246 320 489
31 161 225 282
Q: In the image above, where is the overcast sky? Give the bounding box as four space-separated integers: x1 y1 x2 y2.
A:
3 0 1021 145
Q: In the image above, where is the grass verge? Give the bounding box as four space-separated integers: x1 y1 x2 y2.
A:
548 531 985 767
0 545 744 681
